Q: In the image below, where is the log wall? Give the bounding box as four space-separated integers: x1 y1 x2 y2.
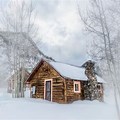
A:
29 61 87 103
65 79 82 103
29 61 66 103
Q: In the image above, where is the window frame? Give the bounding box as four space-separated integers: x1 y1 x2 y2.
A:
74 81 81 93
44 79 53 101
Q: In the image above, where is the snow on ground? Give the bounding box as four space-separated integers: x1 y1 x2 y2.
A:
0 88 118 120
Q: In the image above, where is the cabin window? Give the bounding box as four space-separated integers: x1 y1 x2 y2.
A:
32 86 36 94
74 81 81 93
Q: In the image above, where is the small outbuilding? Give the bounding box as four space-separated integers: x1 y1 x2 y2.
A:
7 68 30 94
26 59 105 103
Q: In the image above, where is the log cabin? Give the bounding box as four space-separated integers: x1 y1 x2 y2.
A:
26 59 105 103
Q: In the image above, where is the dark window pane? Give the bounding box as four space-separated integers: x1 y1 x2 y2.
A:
97 84 101 89
75 84 79 91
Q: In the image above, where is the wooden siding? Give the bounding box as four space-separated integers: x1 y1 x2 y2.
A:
65 79 82 103
28 60 104 103
30 61 66 103
52 77 65 103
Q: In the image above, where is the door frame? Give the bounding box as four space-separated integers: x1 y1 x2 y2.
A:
44 79 52 101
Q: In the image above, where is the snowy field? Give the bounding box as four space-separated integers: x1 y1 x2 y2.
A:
0 88 118 120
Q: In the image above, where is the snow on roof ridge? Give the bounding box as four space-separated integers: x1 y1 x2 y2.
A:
48 60 106 83
53 60 81 68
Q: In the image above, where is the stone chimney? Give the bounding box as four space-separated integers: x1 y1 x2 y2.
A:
82 60 99 100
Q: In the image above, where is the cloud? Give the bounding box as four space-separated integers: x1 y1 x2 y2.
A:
40 30 88 65
35 0 88 65
0 0 89 66
35 0 59 19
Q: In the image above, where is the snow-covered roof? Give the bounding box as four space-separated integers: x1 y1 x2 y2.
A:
96 76 106 83
49 61 105 83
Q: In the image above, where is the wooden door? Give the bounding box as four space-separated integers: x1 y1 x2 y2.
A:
45 81 51 101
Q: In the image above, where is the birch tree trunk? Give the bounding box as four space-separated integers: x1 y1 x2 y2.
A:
77 0 120 119
0 0 39 98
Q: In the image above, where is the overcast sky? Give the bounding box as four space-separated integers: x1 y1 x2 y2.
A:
0 0 90 65
33 0 90 65
0 0 91 83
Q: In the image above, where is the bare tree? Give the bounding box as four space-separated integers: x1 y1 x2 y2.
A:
0 0 39 98
77 0 120 119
